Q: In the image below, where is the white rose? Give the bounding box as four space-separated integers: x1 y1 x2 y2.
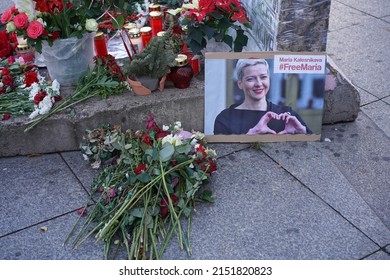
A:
6 22 16 32
162 135 173 146
85 19 98 32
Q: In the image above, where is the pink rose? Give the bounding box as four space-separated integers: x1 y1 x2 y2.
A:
1 9 13 24
27 21 44 39
13 13 29 29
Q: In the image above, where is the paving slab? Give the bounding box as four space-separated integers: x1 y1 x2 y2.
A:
320 112 390 230
328 0 372 32
260 123 390 246
327 18 390 99
364 250 390 260
358 88 381 106
163 149 379 260
0 213 104 260
361 100 390 137
61 151 99 195
336 0 390 18
0 154 90 237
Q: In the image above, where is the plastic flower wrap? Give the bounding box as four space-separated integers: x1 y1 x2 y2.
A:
68 114 217 259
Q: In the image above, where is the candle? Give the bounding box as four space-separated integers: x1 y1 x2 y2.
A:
149 11 163 37
94 32 108 57
16 44 35 64
148 3 161 13
140 26 153 48
129 28 143 54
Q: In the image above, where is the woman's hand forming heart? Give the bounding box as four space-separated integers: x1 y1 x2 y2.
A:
247 112 306 135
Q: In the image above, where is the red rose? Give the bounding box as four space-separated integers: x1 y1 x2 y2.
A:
34 91 47 105
2 74 13 87
2 67 10 76
2 114 11 121
141 133 153 146
7 56 16 64
24 71 39 87
201 159 217 174
0 87 6 95
33 0 50 13
1 9 13 24
48 31 61 41
49 0 65 14
134 163 147 175
13 13 29 29
27 21 44 39
0 31 12 58
160 194 179 218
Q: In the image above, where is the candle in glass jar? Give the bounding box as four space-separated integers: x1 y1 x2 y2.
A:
140 26 153 47
149 11 163 37
16 44 35 64
129 28 143 54
148 3 161 13
94 32 108 57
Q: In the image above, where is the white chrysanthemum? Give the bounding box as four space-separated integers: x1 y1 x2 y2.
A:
38 96 54 115
162 125 169 131
28 83 40 100
28 110 39 119
50 80 60 94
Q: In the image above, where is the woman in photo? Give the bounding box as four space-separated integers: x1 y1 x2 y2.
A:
214 59 312 135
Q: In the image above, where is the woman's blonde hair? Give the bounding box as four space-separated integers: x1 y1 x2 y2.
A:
233 59 269 81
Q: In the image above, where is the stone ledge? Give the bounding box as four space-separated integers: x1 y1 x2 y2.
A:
0 59 360 157
0 77 204 157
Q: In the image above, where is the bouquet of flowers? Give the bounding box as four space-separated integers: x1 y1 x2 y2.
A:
66 115 217 260
0 57 61 121
1 0 99 52
24 54 129 131
169 0 251 54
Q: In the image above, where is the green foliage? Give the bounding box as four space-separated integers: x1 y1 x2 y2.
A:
125 29 177 79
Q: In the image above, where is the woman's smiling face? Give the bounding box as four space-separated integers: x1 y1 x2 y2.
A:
237 63 270 102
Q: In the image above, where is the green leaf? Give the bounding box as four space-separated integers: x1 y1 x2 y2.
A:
130 207 145 218
182 206 191 218
112 14 125 30
175 143 192 154
159 143 174 162
136 172 152 183
199 189 214 203
210 12 224 20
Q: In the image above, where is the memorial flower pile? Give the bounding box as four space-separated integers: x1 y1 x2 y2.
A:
1 0 99 52
0 58 61 121
66 115 217 260
169 0 251 54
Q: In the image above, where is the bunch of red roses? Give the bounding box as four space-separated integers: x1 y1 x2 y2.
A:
1 0 98 52
72 115 217 259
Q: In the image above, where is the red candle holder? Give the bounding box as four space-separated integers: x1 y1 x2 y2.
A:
149 11 163 37
140 26 153 48
94 32 108 57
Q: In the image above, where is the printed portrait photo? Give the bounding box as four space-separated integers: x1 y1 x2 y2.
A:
204 52 327 142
